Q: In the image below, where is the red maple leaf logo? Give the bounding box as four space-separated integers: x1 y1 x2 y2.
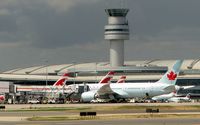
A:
167 71 177 80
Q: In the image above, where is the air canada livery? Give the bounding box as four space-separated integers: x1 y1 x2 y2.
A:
167 94 191 102
152 91 176 102
81 60 183 102
117 76 126 83
0 95 5 103
98 71 115 84
152 92 191 103
16 73 70 93
52 73 69 87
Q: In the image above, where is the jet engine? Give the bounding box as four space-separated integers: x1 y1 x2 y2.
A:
81 91 98 102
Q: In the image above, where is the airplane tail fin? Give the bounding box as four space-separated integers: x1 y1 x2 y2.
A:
156 60 183 85
99 71 115 84
0 95 5 101
53 73 69 87
117 76 126 83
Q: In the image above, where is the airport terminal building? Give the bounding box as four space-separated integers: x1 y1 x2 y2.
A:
0 59 200 95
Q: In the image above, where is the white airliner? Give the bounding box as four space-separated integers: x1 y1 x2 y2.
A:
81 60 183 102
152 86 194 102
47 71 114 98
152 91 176 102
168 94 191 102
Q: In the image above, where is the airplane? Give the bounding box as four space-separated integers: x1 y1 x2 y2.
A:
152 91 176 102
69 71 115 92
64 71 115 94
152 86 194 102
40 73 71 103
81 60 183 102
46 73 78 97
49 73 70 92
91 75 125 100
117 76 126 83
167 93 191 103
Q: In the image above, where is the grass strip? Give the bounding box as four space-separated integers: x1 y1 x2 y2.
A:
27 113 200 121
5 105 200 112
7 107 91 112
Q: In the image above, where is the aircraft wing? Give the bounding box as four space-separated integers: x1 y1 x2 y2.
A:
182 85 195 89
97 83 114 95
162 85 176 92
96 83 129 98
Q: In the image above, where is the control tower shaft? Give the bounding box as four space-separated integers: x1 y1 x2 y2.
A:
104 9 129 67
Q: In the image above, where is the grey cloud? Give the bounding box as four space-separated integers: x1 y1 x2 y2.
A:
125 40 200 61
0 15 17 32
12 0 106 48
0 0 200 71
1 0 200 47
131 0 200 38
0 0 105 48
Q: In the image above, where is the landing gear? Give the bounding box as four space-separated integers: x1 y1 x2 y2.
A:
145 93 150 99
108 99 117 103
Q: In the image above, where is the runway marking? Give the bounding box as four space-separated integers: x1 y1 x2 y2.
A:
16 124 42 125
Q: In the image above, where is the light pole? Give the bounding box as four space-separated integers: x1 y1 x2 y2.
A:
95 62 98 83
72 62 76 85
45 60 48 98
45 60 48 86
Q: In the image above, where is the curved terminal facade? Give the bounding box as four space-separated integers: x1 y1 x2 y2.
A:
0 59 200 95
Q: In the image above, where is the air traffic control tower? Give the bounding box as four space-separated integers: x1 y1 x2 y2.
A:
104 9 129 67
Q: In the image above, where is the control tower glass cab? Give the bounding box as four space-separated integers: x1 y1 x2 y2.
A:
105 9 129 17
104 9 129 67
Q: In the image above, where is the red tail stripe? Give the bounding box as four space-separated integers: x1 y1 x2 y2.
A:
108 71 115 75
54 78 66 86
100 77 112 84
62 73 69 77
0 96 5 101
121 76 126 79
117 76 126 83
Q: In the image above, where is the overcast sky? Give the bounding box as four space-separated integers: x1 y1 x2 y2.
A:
0 0 200 71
